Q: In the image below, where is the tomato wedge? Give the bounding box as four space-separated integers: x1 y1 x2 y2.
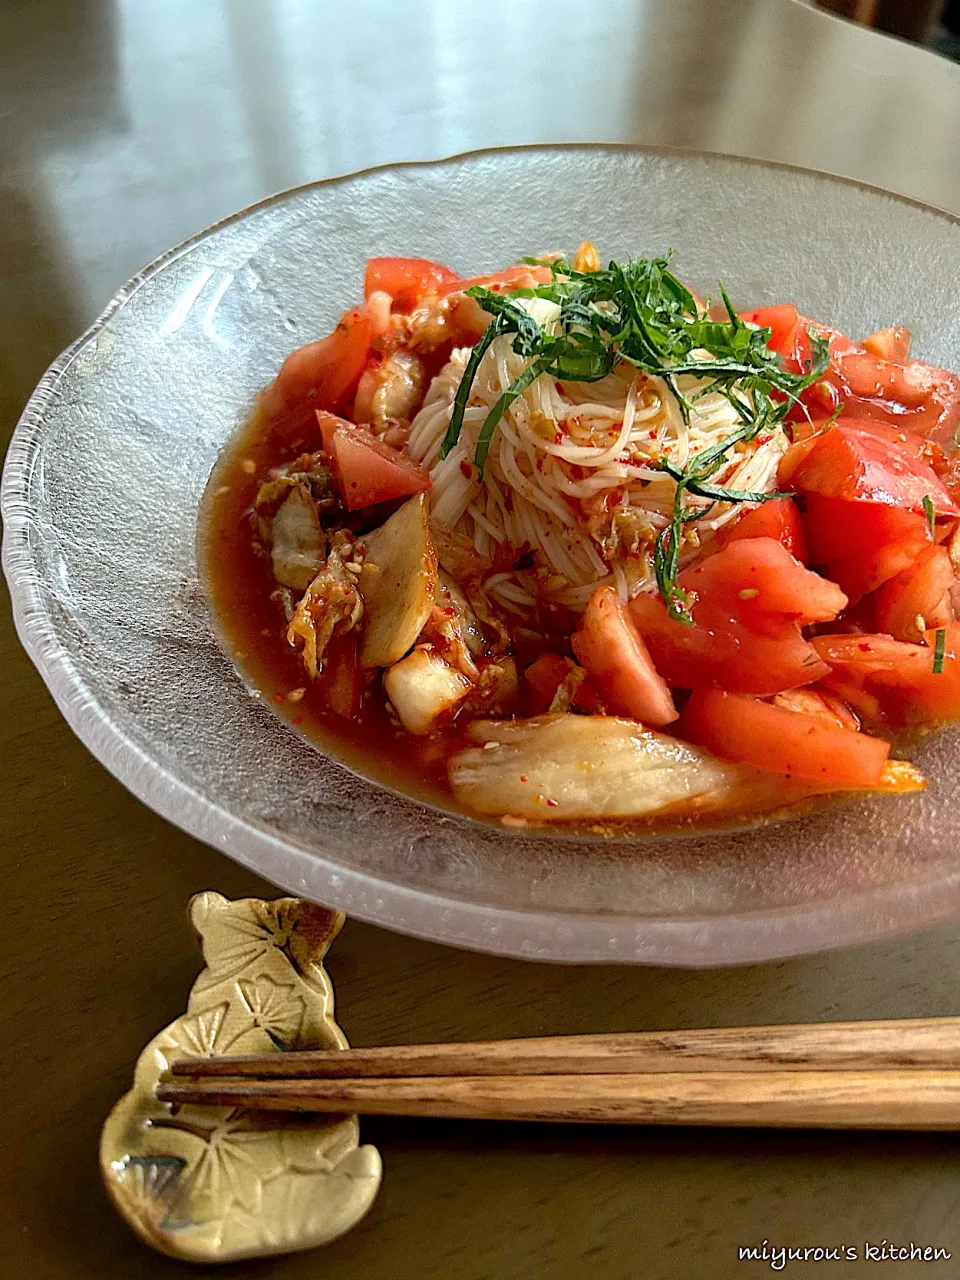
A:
316 410 431 510
826 416 945 467
802 495 931 566
364 257 460 311
627 606 828 696
789 430 952 604
678 689 889 787
785 421 950 505
523 653 601 715
812 627 960 728
571 587 677 726
871 544 954 642
779 434 822 486
812 352 960 445
316 409 346 456
800 493 934 603
628 539 842 695
789 424 959 517
684 537 846 638
740 305 854 375
717 497 808 563
739 304 805 363
862 326 911 364
830 538 936 605
524 653 572 714
745 304 960 444
261 305 377 430
435 264 552 296
772 687 860 732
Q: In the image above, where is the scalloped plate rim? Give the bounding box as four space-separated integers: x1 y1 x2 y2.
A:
4 143 960 967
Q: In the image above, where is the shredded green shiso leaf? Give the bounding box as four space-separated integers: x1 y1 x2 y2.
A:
440 253 829 621
934 626 947 674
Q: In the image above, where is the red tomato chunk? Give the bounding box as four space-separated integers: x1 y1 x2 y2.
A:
691 538 846 636
812 628 960 728
828 537 933 606
862 326 911 364
811 351 960 446
743 303 960 445
315 411 431 510
739 305 810 367
629 539 844 696
363 256 460 311
800 494 934 603
788 424 958 517
262 305 377 429
572 587 677 727
739 305 855 375
802 495 931 565
717 496 808 563
772 687 861 732
871 545 954 643
679 689 889 787
523 653 601 715
435 264 552 296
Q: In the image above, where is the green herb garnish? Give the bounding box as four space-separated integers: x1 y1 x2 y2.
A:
474 356 551 473
439 253 828 619
658 459 793 506
934 627 947 674
923 494 936 537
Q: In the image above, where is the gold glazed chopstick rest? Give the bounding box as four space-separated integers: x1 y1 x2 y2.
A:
99 892 382 1264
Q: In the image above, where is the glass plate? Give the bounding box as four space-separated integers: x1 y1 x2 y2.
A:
5 145 960 965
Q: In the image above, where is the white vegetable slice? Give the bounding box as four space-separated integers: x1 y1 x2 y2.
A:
463 656 519 717
449 714 741 821
270 485 324 590
358 493 438 667
439 571 487 657
384 647 472 735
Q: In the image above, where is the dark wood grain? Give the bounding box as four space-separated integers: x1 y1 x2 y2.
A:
3 2 960 1278
156 1069 960 1129
169 1017 960 1077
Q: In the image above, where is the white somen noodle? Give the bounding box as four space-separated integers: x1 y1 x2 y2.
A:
407 298 788 616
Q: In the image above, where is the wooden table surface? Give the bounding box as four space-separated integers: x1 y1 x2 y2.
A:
3 2 960 1276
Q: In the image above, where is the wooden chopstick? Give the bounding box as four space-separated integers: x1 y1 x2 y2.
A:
168 1017 960 1080
155 1069 960 1129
